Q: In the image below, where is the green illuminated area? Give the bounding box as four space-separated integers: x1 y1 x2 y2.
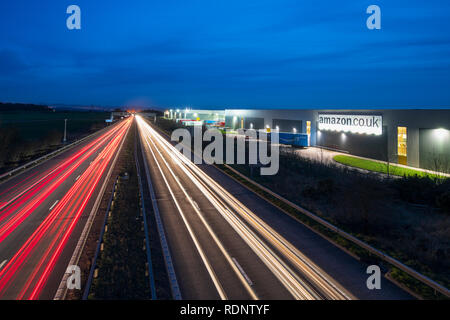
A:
333 155 446 179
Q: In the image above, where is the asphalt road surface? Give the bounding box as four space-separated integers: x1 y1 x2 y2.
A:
0 118 132 299
137 116 369 300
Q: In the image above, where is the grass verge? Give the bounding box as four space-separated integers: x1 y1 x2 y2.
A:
333 155 445 179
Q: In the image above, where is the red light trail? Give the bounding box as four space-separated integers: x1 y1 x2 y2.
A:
0 120 129 243
0 118 131 299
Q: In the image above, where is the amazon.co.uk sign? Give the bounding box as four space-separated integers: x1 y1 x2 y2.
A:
318 114 383 135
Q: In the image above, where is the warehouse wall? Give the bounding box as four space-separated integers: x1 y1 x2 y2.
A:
419 129 450 173
317 127 388 160
223 109 450 171
244 117 264 129
272 119 302 133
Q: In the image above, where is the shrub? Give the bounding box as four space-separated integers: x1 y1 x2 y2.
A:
391 176 437 205
317 178 335 194
436 191 450 214
302 186 318 199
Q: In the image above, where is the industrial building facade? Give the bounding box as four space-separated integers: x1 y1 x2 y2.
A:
167 108 450 172
223 109 450 172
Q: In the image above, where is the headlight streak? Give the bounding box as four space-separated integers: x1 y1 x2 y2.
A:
138 118 316 300
137 116 352 300
138 119 258 300
139 121 228 300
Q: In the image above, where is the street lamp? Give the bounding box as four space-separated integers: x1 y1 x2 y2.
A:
63 119 67 143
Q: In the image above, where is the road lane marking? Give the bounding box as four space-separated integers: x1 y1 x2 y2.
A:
142 122 312 298
75 175 81 181
192 200 201 212
0 260 7 271
142 126 227 300
232 258 253 286
49 200 59 211
160 127 349 299
139 119 349 300
141 121 258 300
0 123 126 212
138 127 182 300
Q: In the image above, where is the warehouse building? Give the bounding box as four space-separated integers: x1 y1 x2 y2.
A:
166 109 225 122
168 108 450 172
222 109 450 172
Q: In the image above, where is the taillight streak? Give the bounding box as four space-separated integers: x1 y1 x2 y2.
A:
0 121 129 242
0 118 131 299
0 121 127 213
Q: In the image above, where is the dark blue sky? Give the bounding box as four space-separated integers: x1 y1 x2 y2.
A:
1 1 450 109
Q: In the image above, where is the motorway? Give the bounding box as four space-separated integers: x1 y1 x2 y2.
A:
0 118 131 299
0 114 411 300
137 116 355 300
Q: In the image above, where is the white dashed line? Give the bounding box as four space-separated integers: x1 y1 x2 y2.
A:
232 258 253 286
49 200 59 211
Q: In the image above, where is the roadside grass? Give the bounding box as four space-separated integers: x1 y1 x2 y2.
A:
333 154 445 179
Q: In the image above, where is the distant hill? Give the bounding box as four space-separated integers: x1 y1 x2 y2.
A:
50 104 118 111
0 102 52 112
0 102 164 114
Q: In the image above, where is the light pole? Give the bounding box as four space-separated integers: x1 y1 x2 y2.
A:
63 119 67 143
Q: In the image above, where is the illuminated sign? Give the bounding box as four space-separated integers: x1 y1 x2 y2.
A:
318 114 382 135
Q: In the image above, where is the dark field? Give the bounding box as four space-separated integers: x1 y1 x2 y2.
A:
0 110 109 140
0 110 109 172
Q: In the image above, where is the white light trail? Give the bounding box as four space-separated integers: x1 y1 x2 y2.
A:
136 116 352 300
